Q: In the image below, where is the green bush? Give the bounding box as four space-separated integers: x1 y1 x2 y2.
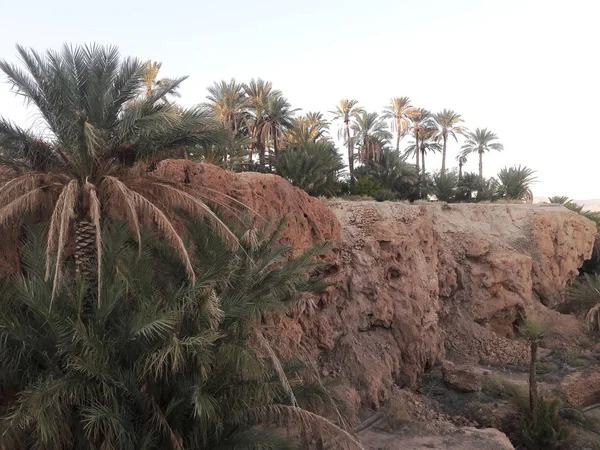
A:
352 176 397 201
278 142 345 197
433 171 458 202
518 397 570 450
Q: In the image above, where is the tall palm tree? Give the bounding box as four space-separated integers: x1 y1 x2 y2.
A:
351 112 392 164
330 99 363 185
406 108 430 173
433 109 466 175
260 94 297 168
204 79 247 135
460 128 504 182
405 126 440 176
381 96 415 152
285 112 331 146
244 78 280 170
0 44 235 310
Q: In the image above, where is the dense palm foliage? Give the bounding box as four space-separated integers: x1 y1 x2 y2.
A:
278 142 345 196
460 128 504 182
351 112 392 164
497 165 537 201
0 44 233 312
0 221 362 450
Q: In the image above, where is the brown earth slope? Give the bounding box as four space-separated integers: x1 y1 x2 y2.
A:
1 161 595 449
147 161 595 409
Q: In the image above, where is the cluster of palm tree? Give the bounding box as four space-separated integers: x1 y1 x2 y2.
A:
0 44 365 449
198 80 510 199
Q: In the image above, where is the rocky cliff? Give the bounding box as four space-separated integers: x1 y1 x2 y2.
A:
149 161 596 410
1 160 595 449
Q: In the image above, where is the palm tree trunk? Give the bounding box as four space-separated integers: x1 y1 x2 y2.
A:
346 122 354 186
415 132 420 172
459 162 463 180
273 128 279 174
441 133 447 175
421 146 426 176
75 219 97 317
258 142 266 171
529 340 538 414
396 118 401 152
478 150 484 183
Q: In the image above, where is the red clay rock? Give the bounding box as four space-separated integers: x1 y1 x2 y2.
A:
0 161 596 411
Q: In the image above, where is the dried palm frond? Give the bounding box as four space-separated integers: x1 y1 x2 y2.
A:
255 331 298 408
102 176 142 255
586 304 600 332
50 180 78 304
145 182 239 250
125 188 195 283
252 405 366 450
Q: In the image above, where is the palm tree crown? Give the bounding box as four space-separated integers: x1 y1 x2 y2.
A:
204 78 247 134
460 128 504 182
351 111 392 163
381 96 415 152
285 112 331 146
0 44 235 307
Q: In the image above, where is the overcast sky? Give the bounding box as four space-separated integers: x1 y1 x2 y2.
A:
1 0 598 199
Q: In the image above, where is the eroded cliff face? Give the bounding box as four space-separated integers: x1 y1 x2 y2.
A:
145 161 597 409
1 161 595 414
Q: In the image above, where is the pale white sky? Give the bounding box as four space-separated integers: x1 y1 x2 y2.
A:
1 0 599 199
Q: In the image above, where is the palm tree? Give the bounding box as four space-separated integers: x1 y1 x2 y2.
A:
0 223 363 449
407 108 430 173
0 44 235 311
330 99 363 185
204 79 248 135
286 112 331 146
381 96 415 152
278 142 345 197
457 154 467 180
260 94 297 168
460 128 504 182
244 78 280 170
351 111 392 164
433 109 466 176
405 125 440 176
497 165 537 201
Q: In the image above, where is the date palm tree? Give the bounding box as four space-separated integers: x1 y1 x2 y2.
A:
460 128 504 182
351 111 392 164
381 96 415 152
0 223 363 449
204 79 247 135
497 165 537 201
244 78 280 170
260 93 297 168
405 126 440 176
407 108 430 173
331 99 363 185
0 44 235 312
433 109 466 175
